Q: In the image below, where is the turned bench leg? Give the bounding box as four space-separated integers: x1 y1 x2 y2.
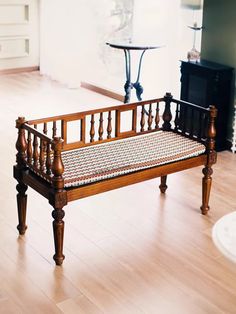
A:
52 207 65 265
16 182 28 235
159 175 168 193
200 166 213 215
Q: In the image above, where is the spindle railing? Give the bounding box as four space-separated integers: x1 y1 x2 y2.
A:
25 97 165 151
171 98 210 141
23 123 53 182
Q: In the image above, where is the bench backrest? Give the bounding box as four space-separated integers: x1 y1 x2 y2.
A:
16 93 216 188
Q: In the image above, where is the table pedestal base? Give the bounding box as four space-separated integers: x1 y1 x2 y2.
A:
124 80 143 103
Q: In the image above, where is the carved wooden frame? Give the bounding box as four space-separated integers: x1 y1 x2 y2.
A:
14 93 217 265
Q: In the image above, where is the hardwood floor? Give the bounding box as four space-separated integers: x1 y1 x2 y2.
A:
0 72 236 313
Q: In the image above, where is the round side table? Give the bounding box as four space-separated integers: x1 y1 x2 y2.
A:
212 211 236 263
106 42 163 103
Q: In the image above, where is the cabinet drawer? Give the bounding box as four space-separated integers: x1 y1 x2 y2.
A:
0 37 29 59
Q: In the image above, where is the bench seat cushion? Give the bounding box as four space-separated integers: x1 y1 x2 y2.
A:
62 131 205 188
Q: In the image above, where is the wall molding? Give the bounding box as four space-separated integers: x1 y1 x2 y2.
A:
0 4 29 25
0 66 39 75
81 81 124 102
0 36 29 59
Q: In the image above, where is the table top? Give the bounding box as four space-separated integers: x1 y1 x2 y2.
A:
106 42 163 50
212 211 236 263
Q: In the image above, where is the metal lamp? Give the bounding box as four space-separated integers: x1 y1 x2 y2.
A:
181 0 202 10
181 0 203 62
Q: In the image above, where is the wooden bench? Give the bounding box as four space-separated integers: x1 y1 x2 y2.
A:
14 93 217 265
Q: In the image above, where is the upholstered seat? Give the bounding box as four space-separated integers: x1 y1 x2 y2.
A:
62 131 205 187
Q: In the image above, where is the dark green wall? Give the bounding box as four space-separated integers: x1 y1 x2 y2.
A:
201 0 236 140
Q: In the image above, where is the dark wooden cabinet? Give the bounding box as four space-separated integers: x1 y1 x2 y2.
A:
180 60 234 151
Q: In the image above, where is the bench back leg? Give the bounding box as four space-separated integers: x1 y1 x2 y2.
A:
159 175 168 193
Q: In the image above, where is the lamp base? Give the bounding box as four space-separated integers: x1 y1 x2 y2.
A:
187 47 200 62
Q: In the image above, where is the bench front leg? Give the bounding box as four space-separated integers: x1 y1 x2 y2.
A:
201 165 213 215
50 137 67 265
201 105 217 215
15 117 28 235
201 106 217 215
52 206 65 265
16 182 28 235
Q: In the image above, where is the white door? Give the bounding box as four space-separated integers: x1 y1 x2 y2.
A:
0 0 39 70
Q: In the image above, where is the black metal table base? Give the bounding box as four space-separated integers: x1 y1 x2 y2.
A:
107 42 162 105
123 49 145 104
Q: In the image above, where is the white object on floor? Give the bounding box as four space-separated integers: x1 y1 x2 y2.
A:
212 211 236 263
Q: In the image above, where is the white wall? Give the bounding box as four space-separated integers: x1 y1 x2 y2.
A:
201 0 236 143
40 0 96 87
40 0 200 99
40 0 133 88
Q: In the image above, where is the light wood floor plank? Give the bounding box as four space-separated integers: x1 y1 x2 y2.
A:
57 295 104 314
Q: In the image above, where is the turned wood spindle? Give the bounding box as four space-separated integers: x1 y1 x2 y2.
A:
178 104 184 132
162 92 173 131
200 113 207 140
204 114 209 140
182 106 187 135
27 131 33 164
155 103 160 129
33 124 39 167
140 105 145 132
207 106 217 153
98 112 104 140
52 121 57 137
15 117 27 168
174 103 180 132
39 138 45 171
189 108 194 138
46 142 51 175
180 106 184 132
51 137 64 190
90 114 95 142
107 111 112 139
42 123 48 155
198 111 203 140
148 104 153 130
43 122 48 135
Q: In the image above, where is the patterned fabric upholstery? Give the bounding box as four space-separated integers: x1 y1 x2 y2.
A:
62 131 205 188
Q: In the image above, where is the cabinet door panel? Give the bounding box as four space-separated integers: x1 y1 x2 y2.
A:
180 60 234 151
188 74 207 107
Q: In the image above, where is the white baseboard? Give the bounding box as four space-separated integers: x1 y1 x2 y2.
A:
0 66 39 75
81 81 124 102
